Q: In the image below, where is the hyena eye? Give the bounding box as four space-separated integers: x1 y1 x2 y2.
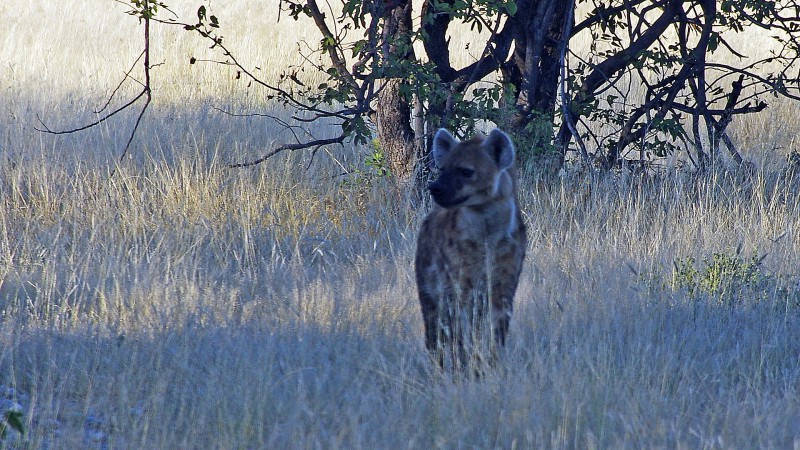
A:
458 168 475 178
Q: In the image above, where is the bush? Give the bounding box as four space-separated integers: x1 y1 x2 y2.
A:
670 252 798 308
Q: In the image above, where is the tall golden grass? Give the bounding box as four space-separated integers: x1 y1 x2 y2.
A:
1 1 800 448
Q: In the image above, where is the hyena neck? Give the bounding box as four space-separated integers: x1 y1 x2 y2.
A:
464 194 519 242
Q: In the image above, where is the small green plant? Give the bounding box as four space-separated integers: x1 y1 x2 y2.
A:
364 140 390 178
637 251 800 310
0 408 24 443
341 139 391 188
671 252 772 306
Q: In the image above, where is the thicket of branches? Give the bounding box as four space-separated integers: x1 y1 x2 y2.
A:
42 0 800 181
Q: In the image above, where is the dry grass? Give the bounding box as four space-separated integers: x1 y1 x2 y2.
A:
2 0 800 448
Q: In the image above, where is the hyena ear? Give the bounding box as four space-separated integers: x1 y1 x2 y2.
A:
432 128 458 169
484 128 515 170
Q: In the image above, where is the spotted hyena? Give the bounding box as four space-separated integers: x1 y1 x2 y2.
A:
415 128 526 371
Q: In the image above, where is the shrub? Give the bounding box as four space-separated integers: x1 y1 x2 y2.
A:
670 252 798 308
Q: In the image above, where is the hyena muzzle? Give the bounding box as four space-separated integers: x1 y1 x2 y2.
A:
415 127 526 372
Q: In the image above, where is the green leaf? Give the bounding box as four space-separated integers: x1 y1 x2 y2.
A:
470 19 483 33
351 40 367 57
505 1 517 16
321 36 336 51
1 410 24 437
5 411 24 435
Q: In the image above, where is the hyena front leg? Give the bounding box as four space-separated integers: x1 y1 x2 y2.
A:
418 290 443 362
420 289 463 370
489 241 524 347
490 294 512 346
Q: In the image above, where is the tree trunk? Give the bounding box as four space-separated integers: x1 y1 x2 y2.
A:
503 0 571 159
376 79 417 180
375 0 421 183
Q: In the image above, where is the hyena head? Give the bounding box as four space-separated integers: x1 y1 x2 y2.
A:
428 128 516 208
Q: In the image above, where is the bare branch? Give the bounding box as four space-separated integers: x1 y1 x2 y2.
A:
96 50 146 115
228 136 347 168
35 89 147 135
557 0 591 164
306 0 359 89
572 0 657 36
37 0 154 176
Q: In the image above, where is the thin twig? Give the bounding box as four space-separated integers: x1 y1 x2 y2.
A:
558 0 590 165
96 50 146 114
37 0 154 178
111 1 153 176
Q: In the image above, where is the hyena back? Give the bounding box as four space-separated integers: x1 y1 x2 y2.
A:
415 128 526 371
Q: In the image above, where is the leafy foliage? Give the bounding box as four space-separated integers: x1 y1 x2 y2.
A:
669 252 799 308
126 0 170 21
673 253 770 305
341 139 391 189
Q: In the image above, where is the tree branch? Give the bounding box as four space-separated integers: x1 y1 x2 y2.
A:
228 136 347 168
571 0 658 36
557 0 682 155
36 0 154 176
